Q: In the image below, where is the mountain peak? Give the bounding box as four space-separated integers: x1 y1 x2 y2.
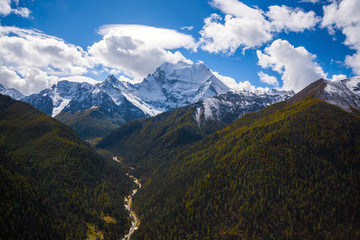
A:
0 83 24 100
159 61 194 70
288 76 360 113
133 61 230 111
105 75 119 83
155 61 211 83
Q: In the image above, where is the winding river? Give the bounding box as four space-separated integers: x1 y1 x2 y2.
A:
113 157 141 240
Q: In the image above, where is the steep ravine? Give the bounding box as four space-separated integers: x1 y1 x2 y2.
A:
113 157 141 240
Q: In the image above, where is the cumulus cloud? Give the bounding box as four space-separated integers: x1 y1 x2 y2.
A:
97 25 196 51
88 24 195 81
212 70 263 92
330 74 347 81
257 39 327 92
0 63 25 90
0 0 31 18
0 27 90 75
258 71 279 87
0 26 92 94
199 0 320 54
199 0 272 54
267 5 320 32
210 0 265 20
199 13 272 54
322 0 360 74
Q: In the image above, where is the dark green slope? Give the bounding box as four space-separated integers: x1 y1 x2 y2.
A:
126 97 360 239
55 106 125 140
0 94 131 239
97 104 205 176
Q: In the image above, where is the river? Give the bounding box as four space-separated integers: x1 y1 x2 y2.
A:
113 157 141 240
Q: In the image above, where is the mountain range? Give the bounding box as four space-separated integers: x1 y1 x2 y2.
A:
19 61 294 139
1 59 360 239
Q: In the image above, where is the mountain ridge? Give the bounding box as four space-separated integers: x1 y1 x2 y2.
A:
288 77 360 113
21 61 292 139
0 83 24 100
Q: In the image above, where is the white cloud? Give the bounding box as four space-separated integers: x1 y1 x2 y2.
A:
0 26 92 95
199 13 272 54
345 53 360 75
299 0 321 3
257 39 327 92
199 0 320 54
88 24 195 82
0 0 12 16
60 75 98 85
330 74 347 81
199 1 272 54
0 0 31 18
322 0 360 74
210 0 265 20
212 70 262 92
0 27 91 76
0 63 25 90
267 5 320 32
258 71 279 87
181 26 194 31
97 25 196 50
0 64 59 95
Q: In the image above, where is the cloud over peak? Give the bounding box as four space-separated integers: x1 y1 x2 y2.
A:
88 24 195 82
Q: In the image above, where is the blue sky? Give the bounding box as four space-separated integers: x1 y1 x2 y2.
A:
0 0 359 95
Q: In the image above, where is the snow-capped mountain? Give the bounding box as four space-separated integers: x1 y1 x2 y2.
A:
22 78 147 121
19 61 326 139
22 81 83 116
97 75 160 117
0 83 24 100
289 77 360 113
193 89 294 128
65 78 147 122
130 61 231 111
22 61 233 119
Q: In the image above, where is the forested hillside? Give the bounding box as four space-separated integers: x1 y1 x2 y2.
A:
97 104 206 178
55 105 125 140
103 96 360 239
0 94 131 239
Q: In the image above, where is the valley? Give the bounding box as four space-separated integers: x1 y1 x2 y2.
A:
113 156 141 240
2 0 360 239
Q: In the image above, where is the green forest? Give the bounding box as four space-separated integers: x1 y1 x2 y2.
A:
99 97 360 239
0 94 132 239
55 106 125 140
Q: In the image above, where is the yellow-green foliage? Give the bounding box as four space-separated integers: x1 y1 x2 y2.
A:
120 98 360 240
